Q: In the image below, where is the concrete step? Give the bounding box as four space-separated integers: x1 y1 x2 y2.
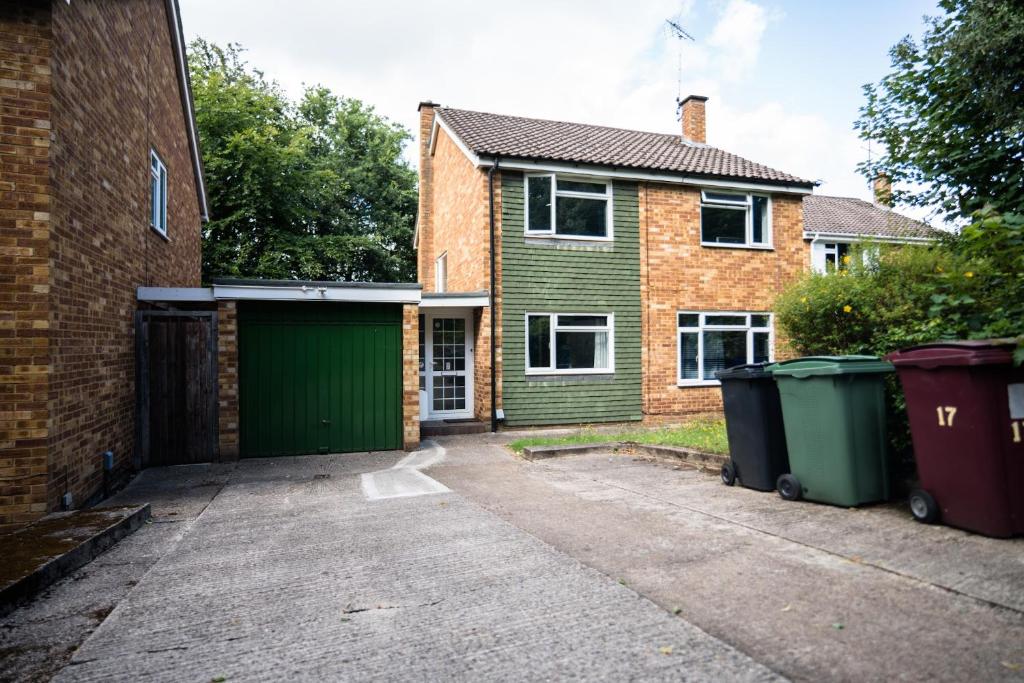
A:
421 419 489 437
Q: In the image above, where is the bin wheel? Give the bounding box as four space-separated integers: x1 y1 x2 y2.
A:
777 474 802 501
909 489 940 524
721 462 737 486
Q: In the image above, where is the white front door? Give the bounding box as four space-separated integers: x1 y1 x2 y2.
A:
421 312 474 420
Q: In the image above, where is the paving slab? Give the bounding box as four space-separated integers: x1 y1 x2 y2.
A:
56 451 776 682
429 436 1024 682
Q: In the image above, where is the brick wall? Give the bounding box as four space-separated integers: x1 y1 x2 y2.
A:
429 127 489 294
640 183 807 417
0 2 53 529
0 0 202 527
402 304 420 449
417 118 501 423
216 300 239 460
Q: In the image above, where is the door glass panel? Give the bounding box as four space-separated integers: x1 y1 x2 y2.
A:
418 314 426 391
431 318 467 412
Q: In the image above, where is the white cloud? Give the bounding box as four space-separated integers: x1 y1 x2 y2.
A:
180 0 929 218
707 0 770 81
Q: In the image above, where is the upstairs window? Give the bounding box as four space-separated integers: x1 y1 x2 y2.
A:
526 175 611 240
150 150 168 236
700 190 770 248
678 312 772 384
526 313 614 374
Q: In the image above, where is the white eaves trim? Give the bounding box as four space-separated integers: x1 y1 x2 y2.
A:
138 285 422 304
803 231 937 244
212 284 421 304
420 294 489 308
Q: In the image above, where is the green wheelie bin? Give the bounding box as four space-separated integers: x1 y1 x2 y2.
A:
767 356 894 506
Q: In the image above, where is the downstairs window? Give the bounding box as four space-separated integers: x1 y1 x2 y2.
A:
678 312 772 384
526 313 613 374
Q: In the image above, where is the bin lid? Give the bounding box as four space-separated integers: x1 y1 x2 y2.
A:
767 355 894 379
714 362 774 381
885 339 1018 368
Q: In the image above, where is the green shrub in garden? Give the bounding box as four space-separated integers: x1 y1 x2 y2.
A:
774 209 1024 474
777 210 1023 359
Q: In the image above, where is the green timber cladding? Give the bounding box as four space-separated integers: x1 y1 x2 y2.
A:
237 302 403 456
500 172 643 425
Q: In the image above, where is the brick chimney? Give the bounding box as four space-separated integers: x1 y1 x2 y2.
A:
680 95 708 144
417 101 438 289
873 172 893 207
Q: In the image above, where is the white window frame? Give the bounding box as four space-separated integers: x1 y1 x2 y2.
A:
525 312 615 376
150 149 168 237
524 174 614 242
435 251 447 293
811 240 877 273
677 311 774 386
699 190 772 249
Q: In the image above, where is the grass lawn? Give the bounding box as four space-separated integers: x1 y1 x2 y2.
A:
507 418 729 455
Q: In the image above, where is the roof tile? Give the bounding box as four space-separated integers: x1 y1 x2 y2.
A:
436 107 814 187
803 195 938 239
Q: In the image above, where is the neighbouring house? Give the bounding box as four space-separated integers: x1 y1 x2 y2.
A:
0 0 207 529
804 185 939 272
415 97 819 429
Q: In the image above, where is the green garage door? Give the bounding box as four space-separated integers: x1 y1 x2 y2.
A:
238 302 403 457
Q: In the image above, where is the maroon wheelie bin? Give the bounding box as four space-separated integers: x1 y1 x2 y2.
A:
887 340 1024 537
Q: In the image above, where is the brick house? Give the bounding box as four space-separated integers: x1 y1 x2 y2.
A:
0 0 207 529
415 97 816 428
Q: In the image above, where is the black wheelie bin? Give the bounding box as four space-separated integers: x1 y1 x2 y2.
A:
715 363 790 491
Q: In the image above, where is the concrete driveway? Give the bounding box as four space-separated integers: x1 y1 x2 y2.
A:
429 434 1024 682
2 435 1022 681
3 447 773 682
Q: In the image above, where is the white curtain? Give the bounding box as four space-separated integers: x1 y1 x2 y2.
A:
593 331 608 369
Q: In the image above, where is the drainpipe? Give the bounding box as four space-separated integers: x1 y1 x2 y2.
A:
488 158 500 433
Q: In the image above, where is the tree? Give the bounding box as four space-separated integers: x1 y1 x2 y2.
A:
855 0 1024 219
188 40 417 283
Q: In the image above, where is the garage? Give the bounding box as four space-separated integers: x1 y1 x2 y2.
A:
137 279 422 463
238 301 403 457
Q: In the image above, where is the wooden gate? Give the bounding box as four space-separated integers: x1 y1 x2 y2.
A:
136 310 218 467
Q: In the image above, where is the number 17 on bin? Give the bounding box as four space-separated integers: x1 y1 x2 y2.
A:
936 406 957 427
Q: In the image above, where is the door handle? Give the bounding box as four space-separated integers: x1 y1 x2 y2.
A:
321 419 331 425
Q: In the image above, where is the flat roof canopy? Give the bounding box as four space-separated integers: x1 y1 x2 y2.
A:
138 279 422 305
420 291 489 308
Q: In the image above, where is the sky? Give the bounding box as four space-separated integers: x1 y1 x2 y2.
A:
178 0 942 220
